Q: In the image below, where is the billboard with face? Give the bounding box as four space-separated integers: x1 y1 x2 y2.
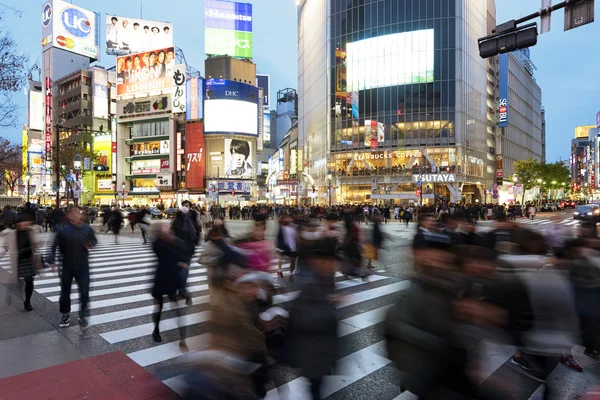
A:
116 47 175 97
106 15 173 56
225 138 253 178
41 0 99 60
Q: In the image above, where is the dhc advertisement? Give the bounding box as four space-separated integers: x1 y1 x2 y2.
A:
204 78 259 102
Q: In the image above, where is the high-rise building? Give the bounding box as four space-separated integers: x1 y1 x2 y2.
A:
276 88 298 148
571 125 598 195
497 48 543 178
297 0 498 205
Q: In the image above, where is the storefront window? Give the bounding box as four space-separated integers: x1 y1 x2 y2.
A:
131 140 170 156
132 178 158 193
131 159 163 174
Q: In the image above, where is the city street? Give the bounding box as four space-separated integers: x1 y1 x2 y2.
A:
1 219 599 399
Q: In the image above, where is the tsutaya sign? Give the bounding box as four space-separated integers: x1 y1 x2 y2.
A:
353 150 422 160
413 174 458 183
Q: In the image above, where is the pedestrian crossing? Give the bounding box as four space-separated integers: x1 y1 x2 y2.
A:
478 216 581 227
0 232 587 399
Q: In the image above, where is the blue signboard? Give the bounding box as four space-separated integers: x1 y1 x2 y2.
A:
205 0 252 32
205 79 259 103
498 53 509 128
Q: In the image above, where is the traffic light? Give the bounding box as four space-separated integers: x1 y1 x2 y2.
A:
94 165 109 172
478 21 538 58
416 188 422 196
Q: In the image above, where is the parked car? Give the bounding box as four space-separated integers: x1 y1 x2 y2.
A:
562 200 576 209
573 204 600 223
148 207 164 219
165 208 179 219
541 203 558 212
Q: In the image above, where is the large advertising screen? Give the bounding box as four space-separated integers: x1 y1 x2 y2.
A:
29 91 44 131
185 122 205 190
346 29 434 91
205 0 253 58
205 0 252 31
116 47 175 97
225 138 253 178
106 15 173 56
204 79 259 136
41 0 99 60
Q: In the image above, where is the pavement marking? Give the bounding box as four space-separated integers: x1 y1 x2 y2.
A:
128 333 211 367
338 305 393 337
101 311 211 344
264 341 391 399
337 281 411 308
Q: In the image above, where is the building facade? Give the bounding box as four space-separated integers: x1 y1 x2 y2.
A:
497 49 543 179
298 0 498 205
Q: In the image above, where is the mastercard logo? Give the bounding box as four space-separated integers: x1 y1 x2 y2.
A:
56 35 75 49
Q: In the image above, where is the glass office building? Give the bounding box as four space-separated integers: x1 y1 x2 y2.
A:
298 0 498 204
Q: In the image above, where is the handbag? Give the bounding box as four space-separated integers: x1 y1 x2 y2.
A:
364 243 378 261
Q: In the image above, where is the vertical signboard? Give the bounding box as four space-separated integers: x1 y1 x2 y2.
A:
257 88 264 152
172 64 187 113
256 74 270 107
22 128 28 175
186 77 203 120
111 117 117 190
176 131 184 172
204 0 253 58
29 91 44 131
92 68 109 119
185 122 205 190
498 53 509 128
45 77 52 158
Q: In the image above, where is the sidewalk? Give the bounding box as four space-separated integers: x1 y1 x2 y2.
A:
0 350 179 400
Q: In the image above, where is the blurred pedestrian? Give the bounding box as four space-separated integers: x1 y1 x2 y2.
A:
0 214 43 311
172 200 201 305
36 207 48 232
151 225 189 348
48 206 97 330
110 206 124 244
365 210 384 269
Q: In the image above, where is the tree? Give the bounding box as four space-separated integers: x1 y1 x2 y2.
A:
0 11 31 128
0 140 24 195
536 162 571 199
50 142 99 179
513 158 540 204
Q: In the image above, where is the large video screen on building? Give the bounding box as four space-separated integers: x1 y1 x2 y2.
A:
205 100 258 136
346 29 434 91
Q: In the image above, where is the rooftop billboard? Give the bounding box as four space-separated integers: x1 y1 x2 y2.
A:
116 47 175 97
105 15 173 56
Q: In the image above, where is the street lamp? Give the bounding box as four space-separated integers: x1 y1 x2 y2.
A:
121 181 126 207
25 172 31 204
73 154 82 206
327 170 333 208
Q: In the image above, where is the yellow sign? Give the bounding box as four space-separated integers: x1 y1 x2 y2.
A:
575 125 596 138
22 129 28 174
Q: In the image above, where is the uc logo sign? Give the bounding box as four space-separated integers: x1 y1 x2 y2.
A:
61 7 91 38
42 3 52 28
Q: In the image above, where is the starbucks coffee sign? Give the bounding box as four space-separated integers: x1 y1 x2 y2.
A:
413 174 458 183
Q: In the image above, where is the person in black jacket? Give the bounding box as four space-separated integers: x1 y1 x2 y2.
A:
151 224 189 346
135 206 151 244
172 200 201 305
109 206 124 244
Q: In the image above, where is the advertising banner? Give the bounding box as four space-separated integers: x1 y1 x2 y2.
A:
206 139 224 177
172 65 187 114
498 53 509 128
106 15 172 56
224 138 253 178
364 120 372 146
352 90 359 118
257 88 264 152
117 94 172 120
116 47 175 97
205 28 252 58
29 91 44 131
41 0 99 59
377 122 385 143
93 68 109 119
256 74 270 107
216 180 251 193
205 0 253 31
186 77 203 120
185 122 205 190
45 77 52 158
93 135 112 172
97 179 112 191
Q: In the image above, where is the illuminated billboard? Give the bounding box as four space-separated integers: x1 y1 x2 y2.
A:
204 79 258 136
41 0 99 60
205 29 252 58
105 15 172 56
185 122 205 190
186 77 204 121
92 68 109 119
29 91 44 131
225 138 253 178
346 29 434 91
116 47 175 97
205 0 252 31
575 125 596 139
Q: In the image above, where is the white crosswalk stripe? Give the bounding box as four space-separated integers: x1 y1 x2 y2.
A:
24 232 558 399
